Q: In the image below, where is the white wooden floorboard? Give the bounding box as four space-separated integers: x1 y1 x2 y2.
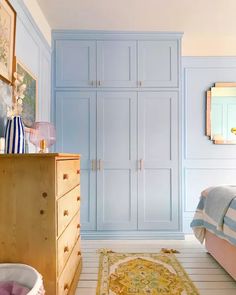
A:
77 237 236 295
200 292 236 295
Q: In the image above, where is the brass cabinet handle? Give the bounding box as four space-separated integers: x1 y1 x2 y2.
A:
98 159 103 171
77 224 81 229
63 173 69 180
77 251 81 256
64 246 69 253
91 159 96 171
77 196 80 201
63 210 69 216
139 159 144 171
76 169 80 174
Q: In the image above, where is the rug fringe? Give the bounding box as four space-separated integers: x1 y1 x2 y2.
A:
97 248 114 254
161 248 180 254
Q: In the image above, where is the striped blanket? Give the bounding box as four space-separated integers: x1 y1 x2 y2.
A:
191 186 236 246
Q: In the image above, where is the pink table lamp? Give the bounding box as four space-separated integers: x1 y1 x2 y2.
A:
29 122 56 153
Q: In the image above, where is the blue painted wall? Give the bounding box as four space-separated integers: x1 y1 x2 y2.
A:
13 0 51 122
0 0 51 138
182 57 236 232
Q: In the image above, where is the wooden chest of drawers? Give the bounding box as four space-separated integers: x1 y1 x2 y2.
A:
0 154 82 295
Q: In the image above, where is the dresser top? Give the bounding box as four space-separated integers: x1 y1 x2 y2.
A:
0 153 80 159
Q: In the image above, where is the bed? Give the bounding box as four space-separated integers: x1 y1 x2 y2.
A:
191 186 236 280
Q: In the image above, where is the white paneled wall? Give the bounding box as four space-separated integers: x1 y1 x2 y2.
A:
182 57 236 232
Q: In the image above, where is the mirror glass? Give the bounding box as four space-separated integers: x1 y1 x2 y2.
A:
206 83 236 144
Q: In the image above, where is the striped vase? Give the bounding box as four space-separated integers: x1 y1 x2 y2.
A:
4 116 25 154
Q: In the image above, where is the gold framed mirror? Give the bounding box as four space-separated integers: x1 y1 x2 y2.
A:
206 83 236 144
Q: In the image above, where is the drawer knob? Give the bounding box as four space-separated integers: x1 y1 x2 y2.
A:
42 192 47 198
76 169 80 174
64 210 69 216
77 196 80 201
64 246 69 253
63 174 69 180
77 251 81 256
77 224 80 229
64 283 69 291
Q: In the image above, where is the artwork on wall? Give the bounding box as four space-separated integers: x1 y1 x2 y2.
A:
0 79 11 136
16 60 37 129
0 0 16 84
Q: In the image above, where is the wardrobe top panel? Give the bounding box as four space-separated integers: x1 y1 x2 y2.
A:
52 30 183 41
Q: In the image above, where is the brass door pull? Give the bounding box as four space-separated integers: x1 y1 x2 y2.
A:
91 159 96 171
139 159 144 171
98 159 103 171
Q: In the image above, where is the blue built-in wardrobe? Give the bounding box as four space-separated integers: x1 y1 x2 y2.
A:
52 31 183 239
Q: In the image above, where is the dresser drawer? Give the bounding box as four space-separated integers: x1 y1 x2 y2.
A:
58 237 81 295
57 211 80 275
57 160 80 197
57 185 80 237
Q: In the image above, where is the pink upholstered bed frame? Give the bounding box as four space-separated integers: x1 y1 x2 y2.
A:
205 230 236 280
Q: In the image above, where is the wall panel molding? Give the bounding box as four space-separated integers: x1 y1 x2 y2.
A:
182 56 236 232
10 0 51 124
11 0 51 51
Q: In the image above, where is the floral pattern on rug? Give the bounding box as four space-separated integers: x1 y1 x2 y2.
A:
97 250 199 295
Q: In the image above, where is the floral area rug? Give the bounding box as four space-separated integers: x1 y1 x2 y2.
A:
96 249 199 295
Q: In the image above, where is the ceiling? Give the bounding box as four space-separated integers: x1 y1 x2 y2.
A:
36 0 236 55
36 0 236 30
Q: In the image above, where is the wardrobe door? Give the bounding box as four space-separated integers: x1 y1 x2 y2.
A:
138 92 179 230
138 41 178 88
55 40 96 87
97 92 138 230
97 41 137 87
55 91 97 230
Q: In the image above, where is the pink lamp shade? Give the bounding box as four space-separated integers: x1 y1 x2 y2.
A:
29 122 56 151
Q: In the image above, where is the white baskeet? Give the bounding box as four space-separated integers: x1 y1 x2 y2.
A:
0 264 45 295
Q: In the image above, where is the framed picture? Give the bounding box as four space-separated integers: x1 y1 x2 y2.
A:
0 79 11 136
16 60 37 129
0 0 16 84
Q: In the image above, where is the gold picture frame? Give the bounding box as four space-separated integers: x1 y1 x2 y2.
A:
206 82 236 144
16 59 38 129
0 0 16 84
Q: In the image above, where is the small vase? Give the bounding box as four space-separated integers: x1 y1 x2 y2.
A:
4 116 25 154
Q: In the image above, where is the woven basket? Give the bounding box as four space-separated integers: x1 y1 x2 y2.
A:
0 264 45 295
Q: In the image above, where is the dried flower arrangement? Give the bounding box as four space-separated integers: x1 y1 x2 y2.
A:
7 72 27 118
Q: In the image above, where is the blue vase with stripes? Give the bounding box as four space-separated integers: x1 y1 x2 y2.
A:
4 116 25 154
